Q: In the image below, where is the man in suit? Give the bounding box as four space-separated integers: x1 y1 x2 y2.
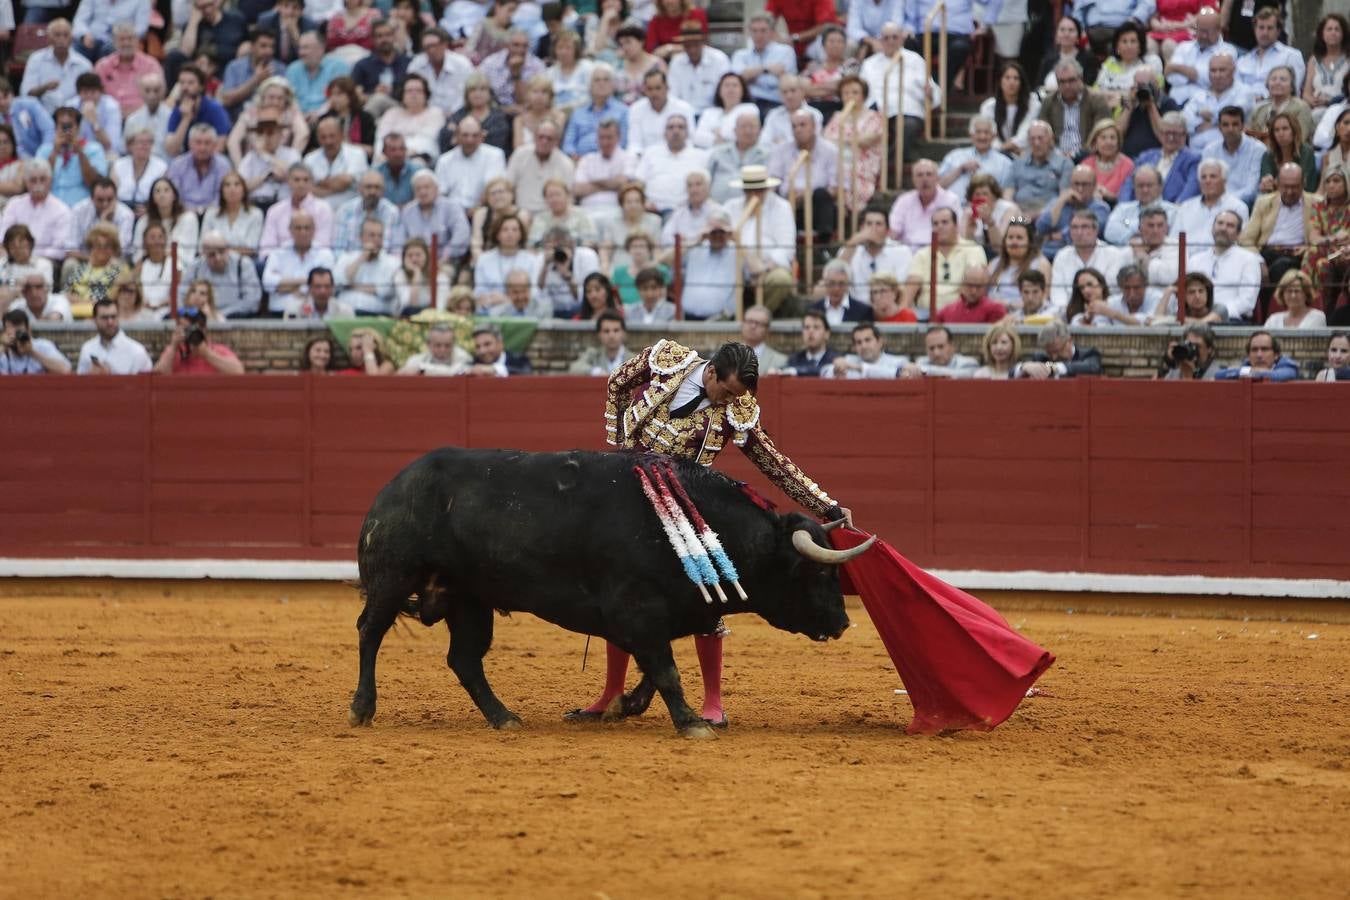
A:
1120 113 1201 205
567 310 631 376
740 304 788 371
1013 321 1104 378
807 259 874 326
467 323 532 376
1038 59 1113 159
1241 162 1319 307
783 310 837 376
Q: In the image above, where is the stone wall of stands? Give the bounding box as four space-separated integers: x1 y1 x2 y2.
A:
2 376 1347 581
26 320 1346 379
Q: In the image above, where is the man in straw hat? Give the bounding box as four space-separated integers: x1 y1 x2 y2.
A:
566 338 855 729
721 164 798 314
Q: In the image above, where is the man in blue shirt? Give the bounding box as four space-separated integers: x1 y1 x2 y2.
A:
164 66 231 157
1202 106 1266 208
1215 331 1299 381
36 106 109 208
287 31 352 120
562 64 628 159
372 134 425 207
219 29 280 119
0 78 55 158
731 13 798 115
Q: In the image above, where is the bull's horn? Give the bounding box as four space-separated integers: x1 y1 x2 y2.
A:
791 530 877 565
820 518 849 533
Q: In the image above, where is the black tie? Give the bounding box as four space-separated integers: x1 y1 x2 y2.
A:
670 387 707 419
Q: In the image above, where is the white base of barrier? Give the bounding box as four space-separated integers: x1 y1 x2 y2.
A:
0 558 1346 599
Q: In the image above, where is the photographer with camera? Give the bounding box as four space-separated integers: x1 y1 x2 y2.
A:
1161 323 1222 381
0 305 71 375
536 226 599 318
152 305 244 375
1118 67 1180 159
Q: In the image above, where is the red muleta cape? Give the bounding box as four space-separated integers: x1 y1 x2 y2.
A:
829 528 1054 735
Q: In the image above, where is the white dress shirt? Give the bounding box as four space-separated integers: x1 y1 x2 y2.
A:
759 104 822 154
723 192 796 269
859 47 941 120
626 96 697 157
1170 193 1250 244
434 144 506 210
304 144 369 212
261 246 337 315
334 250 400 315
848 241 914 302
633 144 710 212
77 330 152 374
574 147 638 210
822 351 907 379
407 50 474 115
1186 243 1262 319
1050 242 1127 310
668 47 731 112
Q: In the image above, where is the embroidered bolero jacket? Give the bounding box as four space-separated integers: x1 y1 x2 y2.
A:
604 339 838 517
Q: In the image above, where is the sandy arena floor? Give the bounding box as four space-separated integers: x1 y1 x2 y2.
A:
2 583 1348 899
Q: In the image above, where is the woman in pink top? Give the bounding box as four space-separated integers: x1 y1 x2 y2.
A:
1082 119 1134 206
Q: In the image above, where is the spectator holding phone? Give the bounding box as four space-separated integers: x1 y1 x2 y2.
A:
76 296 151 374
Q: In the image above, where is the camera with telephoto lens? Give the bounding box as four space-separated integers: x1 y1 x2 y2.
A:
1167 341 1199 366
14 327 30 345
1135 84 1155 104
553 246 570 265
179 308 208 351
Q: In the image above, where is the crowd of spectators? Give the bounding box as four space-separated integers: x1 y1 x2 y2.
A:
0 0 1346 381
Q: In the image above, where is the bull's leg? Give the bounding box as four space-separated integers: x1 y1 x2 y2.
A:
632 644 717 740
349 597 401 727
446 601 521 730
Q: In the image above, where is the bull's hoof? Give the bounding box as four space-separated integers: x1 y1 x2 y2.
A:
494 716 523 731
348 706 374 727
679 722 719 741
600 694 627 723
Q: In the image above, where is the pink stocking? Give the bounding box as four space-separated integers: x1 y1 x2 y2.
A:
694 634 723 721
580 641 630 714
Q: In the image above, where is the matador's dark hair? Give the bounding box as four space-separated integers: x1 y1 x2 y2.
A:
711 342 759 392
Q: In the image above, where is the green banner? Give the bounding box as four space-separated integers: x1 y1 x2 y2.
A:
326 315 538 367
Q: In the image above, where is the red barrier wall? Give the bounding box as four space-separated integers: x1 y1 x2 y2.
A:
3 377 1348 580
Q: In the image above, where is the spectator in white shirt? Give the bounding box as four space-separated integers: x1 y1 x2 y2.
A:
473 212 540 308
1185 209 1263 321
77 296 152 374
858 22 940 164
1049 209 1127 311
721 164 797 315
261 211 336 315
759 75 821 155
305 115 369 211
573 117 637 211
123 73 172 160
633 114 709 214
406 27 473 117
1182 52 1251 152
1171 158 1250 243
1236 9 1305 102
840 207 914 304
659 168 723 250
626 68 696 157
335 217 400 315
694 72 760 150
667 20 730 114
434 114 506 211
1163 7 1234 106
825 322 908 379
676 207 738 320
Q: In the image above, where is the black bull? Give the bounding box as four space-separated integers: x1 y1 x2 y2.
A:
349 447 874 737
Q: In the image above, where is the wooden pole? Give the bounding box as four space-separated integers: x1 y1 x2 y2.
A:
169 241 179 318
894 50 905 186
1176 231 1187 325
429 232 440 311
928 230 938 319
673 233 683 319
804 150 815 292
836 101 856 242
753 200 764 308
923 2 948 140
849 105 862 234
732 194 762 321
